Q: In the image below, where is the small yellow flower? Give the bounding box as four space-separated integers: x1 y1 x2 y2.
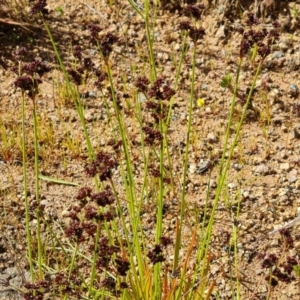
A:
197 98 205 107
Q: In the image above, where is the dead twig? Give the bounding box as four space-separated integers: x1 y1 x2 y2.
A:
0 17 35 32
269 214 300 235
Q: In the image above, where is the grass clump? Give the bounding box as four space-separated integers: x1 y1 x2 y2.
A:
1 1 300 300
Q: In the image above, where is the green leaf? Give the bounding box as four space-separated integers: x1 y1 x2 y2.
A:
56 6 64 16
220 74 232 88
39 174 79 186
293 264 300 276
250 43 258 62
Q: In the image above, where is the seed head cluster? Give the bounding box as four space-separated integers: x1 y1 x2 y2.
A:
107 139 123 152
260 253 278 268
147 244 165 264
87 25 118 58
52 272 83 297
87 24 102 43
99 277 116 292
135 76 175 126
101 33 119 58
14 75 37 91
84 204 114 222
259 228 299 286
142 126 163 145
67 67 82 85
179 20 205 43
282 257 298 274
12 47 28 61
85 151 118 181
185 4 205 19
21 60 52 77
147 237 172 265
73 45 83 60
238 12 280 59
95 236 119 269
90 185 115 207
65 186 116 242
12 47 51 98
81 221 97 236
23 290 44 300
148 101 169 123
135 76 175 102
178 4 206 43
30 0 49 16
293 102 300 116
60 156 123 294
76 186 92 201
148 164 161 177
160 236 173 246
115 258 130 276
67 45 107 86
135 76 150 93
148 77 176 101
279 228 294 247
65 219 84 242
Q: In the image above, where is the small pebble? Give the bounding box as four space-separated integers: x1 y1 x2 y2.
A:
189 163 197 174
272 51 284 59
233 163 243 171
254 164 269 175
280 162 290 171
197 160 211 174
294 126 300 139
289 83 299 97
228 182 236 189
243 191 249 198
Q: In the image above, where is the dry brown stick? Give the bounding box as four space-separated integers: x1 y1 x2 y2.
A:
0 17 34 31
269 214 300 235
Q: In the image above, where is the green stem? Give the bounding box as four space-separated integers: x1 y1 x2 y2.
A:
105 61 145 281
194 59 263 298
68 241 79 279
154 112 165 298
166 33 188 127
43 21 99 190
144 0 157 81
43 22 94 159
174 42 197 294
21 92 34 281
127 0 144 19
88 222 101 298
33 100 43 279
